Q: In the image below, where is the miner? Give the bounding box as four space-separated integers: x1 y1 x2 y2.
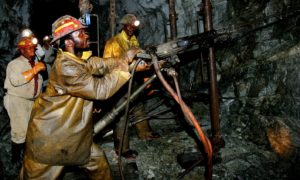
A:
102 13 160 159
4 36 45 166
20 15 139 179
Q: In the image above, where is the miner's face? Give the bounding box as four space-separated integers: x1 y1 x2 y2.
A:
71 29 89 49
123 23 138 37
20 46 36 60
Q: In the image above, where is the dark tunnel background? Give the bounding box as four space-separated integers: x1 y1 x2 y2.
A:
31 0 105 56
31 0 80 40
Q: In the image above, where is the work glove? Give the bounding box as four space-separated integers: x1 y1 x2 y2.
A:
33 62 46 74
22 62 46 81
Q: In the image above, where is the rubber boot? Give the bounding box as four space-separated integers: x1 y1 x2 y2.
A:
135 120 154 139
113 116 130 154
85 144 113 180
113 117 138 159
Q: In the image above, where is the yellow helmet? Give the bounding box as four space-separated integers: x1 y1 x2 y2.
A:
120 14 140 27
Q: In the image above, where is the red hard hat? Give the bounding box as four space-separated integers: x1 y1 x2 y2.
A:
51 15 87 44
17 37 37 49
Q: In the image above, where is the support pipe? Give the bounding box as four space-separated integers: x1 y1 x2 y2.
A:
151 53 212 180
201 0 224 152
168 0 177 40
94 74 157 134
109 0 116 37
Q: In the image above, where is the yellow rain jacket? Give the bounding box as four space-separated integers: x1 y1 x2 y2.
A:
103 30 154 148
103 30 139 59
25 49 130 165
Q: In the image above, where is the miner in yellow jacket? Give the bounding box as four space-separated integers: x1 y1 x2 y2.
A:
103 14 160 159
20 15 139 179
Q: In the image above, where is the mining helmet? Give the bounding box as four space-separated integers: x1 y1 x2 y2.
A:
51 15 87 44
17 37 38 49
120 14 140 27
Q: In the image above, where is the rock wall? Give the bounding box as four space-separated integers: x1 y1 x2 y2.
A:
217 0 300 176
94 0 201 47
0 0 32 61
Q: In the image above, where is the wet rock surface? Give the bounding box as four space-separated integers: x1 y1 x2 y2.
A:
0 103 295 180
58 116 297 179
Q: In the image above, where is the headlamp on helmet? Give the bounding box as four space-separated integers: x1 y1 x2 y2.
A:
43 35 50 41
133 20 140 27
21 29 33 38
31 37 38 45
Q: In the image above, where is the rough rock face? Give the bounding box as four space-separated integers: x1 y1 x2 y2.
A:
0 0 300 179
217 1 300 177
0 0 31 60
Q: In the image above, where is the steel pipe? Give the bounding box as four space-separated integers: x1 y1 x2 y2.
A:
168 0 178 40
109 0 116 37
201 0 224 152
94 74 157 134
